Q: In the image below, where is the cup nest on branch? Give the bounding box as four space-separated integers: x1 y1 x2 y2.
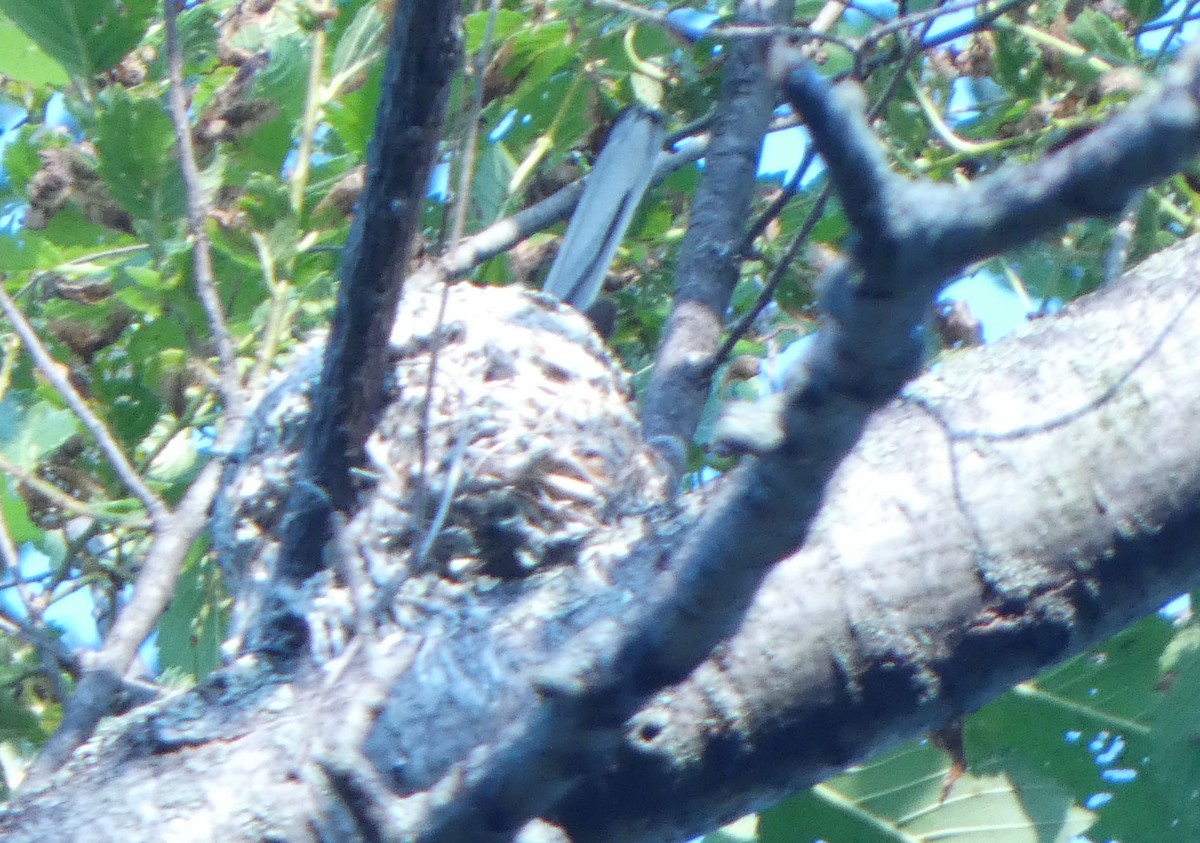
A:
213 281 671 660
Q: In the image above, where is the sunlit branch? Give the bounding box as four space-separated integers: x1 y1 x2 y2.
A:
163 0 244 416
0 286 166 524
0 453 151 527
864 0 1032 54
290 0 333 214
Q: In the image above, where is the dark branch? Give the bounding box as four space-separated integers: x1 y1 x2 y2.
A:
273 1 461 586
640 0 798 474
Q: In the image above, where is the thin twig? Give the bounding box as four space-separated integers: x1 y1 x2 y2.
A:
419 0 502 489
0 511 75 703
1104 190 1145 285
0 569 52 591
25 456 231 782
586 0 1008 58
0 453 151 527
0 604 76 701
428 142 705 283
291 0 332 214
1141 6 1200 35
712 183 832 371
0 286 166 524
739 144 819 255
248 232 293 391
375 394 471 615
1150 0 1200 69
22 0 261 782
163 0 243 416
862 0 1032 54
449 0 501 244
713 9 938 372
584 0 834 42
414 396 470 568
0 498 20 578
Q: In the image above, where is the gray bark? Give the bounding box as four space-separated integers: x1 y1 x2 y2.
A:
14 7 1200 843
4 233 1200 842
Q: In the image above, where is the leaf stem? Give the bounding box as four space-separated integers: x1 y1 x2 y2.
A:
292 1 331 216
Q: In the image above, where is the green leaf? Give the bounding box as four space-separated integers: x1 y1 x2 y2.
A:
992 242 1078 303
39 205 134 256
473 140 518 223
146 430 201 488
0 395 80 470
509 71 588 148
146 2 221 78
0 14 69 85
970 616 1177 842
635 197 673 241
124 318 188 415
884 95 927 155
810 193 849 244
113 284 162 317
1122 0 1165 23
238 172 294 233
0 0 154 80
516 43 577 100
157 542 226 681
94 86 184 224
506 20 572 82
0 688 46 744
122 265 171 291
795 0 830 19
993 28 1043 98
328 2 385 97
1 475 41 545
0 229 65 273
1147 627 1200 840
462 9 525 54
241 34 310 173
326 58 383 159
89 354 161 449
2 125 45 194
1036 612 1172 722
761 742 1094 843
1069 8 1136 64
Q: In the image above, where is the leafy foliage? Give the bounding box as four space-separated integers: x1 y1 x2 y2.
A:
0 0 155 81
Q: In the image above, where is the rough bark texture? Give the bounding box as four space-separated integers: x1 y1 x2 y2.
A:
5 234 1200 842
557 235 1200 843
640 0 795 466
14 10 1200 842
277 0 459 584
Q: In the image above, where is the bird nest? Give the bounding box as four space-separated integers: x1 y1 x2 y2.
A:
212 280 669 656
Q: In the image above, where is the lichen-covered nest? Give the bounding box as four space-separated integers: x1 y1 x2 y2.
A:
212 280 669 656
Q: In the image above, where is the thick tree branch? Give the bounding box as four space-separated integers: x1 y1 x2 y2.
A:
692 40 1200 588
555 234 1200 843
274 1 460 585
11 10 1200 843
641 0 798 470
7 234 1200 840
